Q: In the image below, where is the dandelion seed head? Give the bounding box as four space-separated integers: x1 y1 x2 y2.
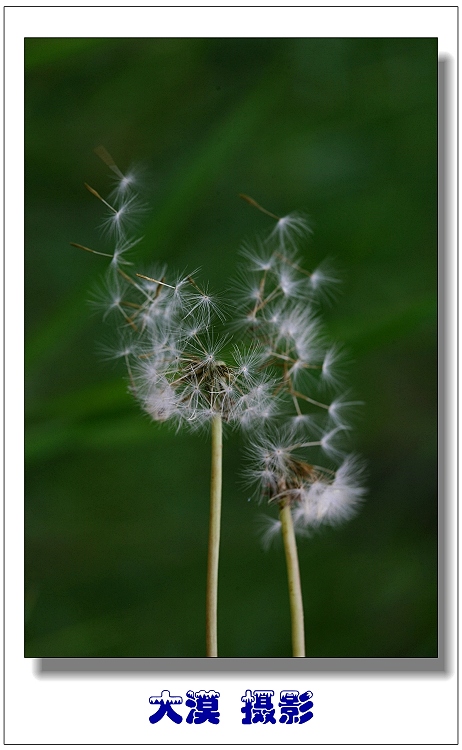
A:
109 169 139 201
241 239 276 272
100 194 146 241
289 413 315 432
270 211 311 250
89 275 130 321
277 267 305 299
232 345 264 381
265 305 283 328
321 344 347 390
109 236 143 270
309 259 342 305
327 395 364 426
79 159 366 531
319 425 349 459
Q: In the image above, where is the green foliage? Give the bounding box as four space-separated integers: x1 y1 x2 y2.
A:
25 38 437 657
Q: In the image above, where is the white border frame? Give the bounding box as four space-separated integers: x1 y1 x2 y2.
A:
6 6 458 744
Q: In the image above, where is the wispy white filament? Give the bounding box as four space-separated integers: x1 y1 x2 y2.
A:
80 159 366 538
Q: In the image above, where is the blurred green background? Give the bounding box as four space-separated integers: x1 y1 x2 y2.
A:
25 38 437 658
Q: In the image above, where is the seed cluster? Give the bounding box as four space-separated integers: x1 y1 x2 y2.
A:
76 152 366 541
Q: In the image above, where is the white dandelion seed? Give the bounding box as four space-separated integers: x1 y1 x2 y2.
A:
270 211 312 250
258 515 283 551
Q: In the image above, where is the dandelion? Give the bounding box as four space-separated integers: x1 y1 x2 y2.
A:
321 343 347 389
327 394 364 425
240 238 276 272
270 212 312 251
73 151 278 657
238 194 366 657
100 192 146 240
258 514 283 552
309 258 342 304
73 151 365 659
109 236 142 270
94 144 143 201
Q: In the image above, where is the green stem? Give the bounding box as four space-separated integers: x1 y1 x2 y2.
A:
206 414 222 656
279 502 305 657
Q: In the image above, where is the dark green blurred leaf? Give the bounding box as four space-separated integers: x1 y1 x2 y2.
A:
25 38 111 70
26 38 437 658
332 293 436 352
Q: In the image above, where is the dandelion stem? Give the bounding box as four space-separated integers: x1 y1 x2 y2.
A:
279 501 305 657
206 413 222 657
